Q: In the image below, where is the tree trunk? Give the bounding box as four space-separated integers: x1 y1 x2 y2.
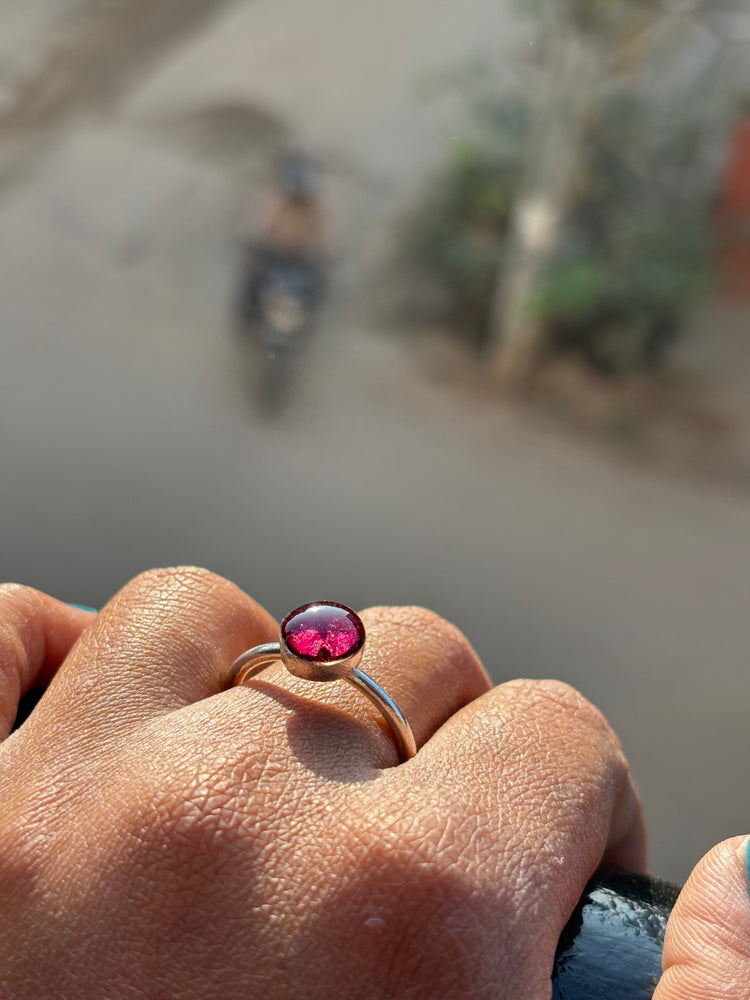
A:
487 24 599 389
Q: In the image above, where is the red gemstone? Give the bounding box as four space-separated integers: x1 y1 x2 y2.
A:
281 602 365 662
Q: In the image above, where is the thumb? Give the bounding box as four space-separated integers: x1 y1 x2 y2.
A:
654 836 750 1000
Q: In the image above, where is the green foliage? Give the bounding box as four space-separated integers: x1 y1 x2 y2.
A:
405 44 716 371
514 0 653 37
405 132 522 338
533 93 713 370
531 258 609 321
404 90 526 329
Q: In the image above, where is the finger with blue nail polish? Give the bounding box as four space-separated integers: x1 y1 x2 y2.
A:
653 835 750 1000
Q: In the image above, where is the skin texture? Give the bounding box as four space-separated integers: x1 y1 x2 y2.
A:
0 567 647 1000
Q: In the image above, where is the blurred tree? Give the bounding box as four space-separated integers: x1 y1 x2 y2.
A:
405 1 744 380
491 0 672 387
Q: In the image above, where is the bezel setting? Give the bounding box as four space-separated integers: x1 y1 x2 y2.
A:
280 601 366 682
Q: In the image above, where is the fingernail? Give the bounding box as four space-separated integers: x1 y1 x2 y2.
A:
68 603 98 613
735 836 750 885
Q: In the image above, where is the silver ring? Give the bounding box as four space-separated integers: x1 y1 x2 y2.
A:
228 601 416 762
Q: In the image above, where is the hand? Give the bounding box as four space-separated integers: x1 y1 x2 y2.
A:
653 837 750 1000
0 568 645 1000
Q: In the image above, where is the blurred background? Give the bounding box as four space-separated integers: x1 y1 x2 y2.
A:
1 0 749 884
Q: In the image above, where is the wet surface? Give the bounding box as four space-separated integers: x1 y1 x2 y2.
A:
553 869 680 1000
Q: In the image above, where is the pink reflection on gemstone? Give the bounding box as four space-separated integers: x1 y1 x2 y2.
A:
281 602 365 662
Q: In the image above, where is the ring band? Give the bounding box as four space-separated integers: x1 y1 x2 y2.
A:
228 601 416 762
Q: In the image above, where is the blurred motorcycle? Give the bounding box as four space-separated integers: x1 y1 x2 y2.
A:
234 152 327 415
236 250 324 414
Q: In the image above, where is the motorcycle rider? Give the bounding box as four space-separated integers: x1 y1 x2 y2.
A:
238 152 326 323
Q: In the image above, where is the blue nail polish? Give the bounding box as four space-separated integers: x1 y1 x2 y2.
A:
68 603 98 613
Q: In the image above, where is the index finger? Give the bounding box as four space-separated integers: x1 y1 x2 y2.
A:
0 585 96 740
30 567 278 740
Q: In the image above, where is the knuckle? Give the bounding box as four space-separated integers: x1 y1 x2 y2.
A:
510 677 613 736
153 783 243 843
0 582 29 604
132 770 252 881
112 567 251 632
0 588 37 726
366 605 484 674
95 568 270 679
0 620 25 669
0 626 24 711
413 607 477 665
413 606 472 652
118 566 226 603
365 605 457 637
502 679 627 784
387 604 463 640
0 584 36 622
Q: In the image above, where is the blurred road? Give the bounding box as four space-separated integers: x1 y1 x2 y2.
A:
2 0 750 884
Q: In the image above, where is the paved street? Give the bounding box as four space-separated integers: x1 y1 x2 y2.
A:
1 0 750 884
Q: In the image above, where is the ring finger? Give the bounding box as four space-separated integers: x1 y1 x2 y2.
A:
222 604 492 770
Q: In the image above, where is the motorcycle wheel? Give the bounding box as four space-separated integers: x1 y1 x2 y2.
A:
256 349 292 417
